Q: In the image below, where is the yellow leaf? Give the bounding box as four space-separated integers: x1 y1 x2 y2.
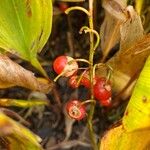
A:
100 125 150 150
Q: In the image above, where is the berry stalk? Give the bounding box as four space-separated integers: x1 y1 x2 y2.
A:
87 0 98 150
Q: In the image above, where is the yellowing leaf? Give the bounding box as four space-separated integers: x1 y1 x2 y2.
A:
0 112 43 150
100 56 150 149
100 125 150 150
0 0 52 77
123 56 150 131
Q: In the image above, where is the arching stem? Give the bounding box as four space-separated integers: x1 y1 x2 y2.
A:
80 26 100 51
65 6 90 16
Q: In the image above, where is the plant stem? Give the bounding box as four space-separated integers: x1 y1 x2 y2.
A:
87 0 98 150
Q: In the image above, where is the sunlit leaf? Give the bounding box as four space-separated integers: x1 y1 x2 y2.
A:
100 125 150 150
123 56 150 131
0 0 53 77
135 0 144 15
100 56 150 149
0 112 43 150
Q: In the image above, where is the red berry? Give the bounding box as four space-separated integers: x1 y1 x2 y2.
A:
80 74 98 88
100 97 112 107
58 2 68 12
53 55 78 77
81 76 90 88
94 77 112 105
66 100 86 120
68 75 79 88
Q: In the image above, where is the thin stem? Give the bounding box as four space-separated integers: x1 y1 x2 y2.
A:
84 29 100 51
53 71 66 82
65 6 90 16
75 58 91 65
87 0 98 150
76 69 88 86
81 99 96 105
79 26 100 51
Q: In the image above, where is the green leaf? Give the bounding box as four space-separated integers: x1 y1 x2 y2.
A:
0 99 49 108
123 56 150 131
0 0 53 77
0 112 43 150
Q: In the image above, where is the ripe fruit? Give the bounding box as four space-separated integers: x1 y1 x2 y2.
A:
94 77 112 106
68 75 92 89
100 98 112 107
66 100 86 120
68 75 79 88
53 55 78 77
80 76 91 88
80 74 98 88
58 2 68 12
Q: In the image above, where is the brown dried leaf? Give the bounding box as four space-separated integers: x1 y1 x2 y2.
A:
0 54 53 93
100 12 121 57
102 0 127 21
108 34 150 99
98 8 149 98
120 8 144 52
100 0 128 61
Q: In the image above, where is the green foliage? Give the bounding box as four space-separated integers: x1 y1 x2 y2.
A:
123 56 150 131
0 0 53 77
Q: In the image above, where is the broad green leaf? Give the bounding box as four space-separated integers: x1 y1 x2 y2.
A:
0 0 53 77
0 99 49 108
0 112 43 150
100 56 150 149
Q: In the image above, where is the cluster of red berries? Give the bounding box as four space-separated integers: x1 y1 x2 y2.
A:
53 55 112 120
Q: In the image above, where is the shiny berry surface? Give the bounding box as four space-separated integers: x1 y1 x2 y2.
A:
94 77 112 104
80 74 98 88
66 100 86 120
53 56 67 75
53 55 78 77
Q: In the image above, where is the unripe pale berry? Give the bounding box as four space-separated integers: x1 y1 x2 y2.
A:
53 55 78 77
66 100 86 120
